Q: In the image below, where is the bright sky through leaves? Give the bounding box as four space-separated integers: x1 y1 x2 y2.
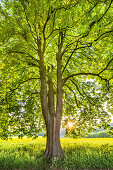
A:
67 121 74 129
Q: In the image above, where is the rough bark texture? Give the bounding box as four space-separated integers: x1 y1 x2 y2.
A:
44 79 64 158
44 115 64 158
38 31 64 158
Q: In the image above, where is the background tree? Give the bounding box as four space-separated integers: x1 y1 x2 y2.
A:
0 0 113 158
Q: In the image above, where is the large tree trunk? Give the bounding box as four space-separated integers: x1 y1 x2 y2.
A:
44 31 65 158
44 114 64 158
38 31 64 158
44 79 64 158
38 52 64 158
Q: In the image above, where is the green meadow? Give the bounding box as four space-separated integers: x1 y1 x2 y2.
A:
0 138 113 170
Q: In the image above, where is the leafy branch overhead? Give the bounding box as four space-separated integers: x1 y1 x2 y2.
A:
0 0 113 157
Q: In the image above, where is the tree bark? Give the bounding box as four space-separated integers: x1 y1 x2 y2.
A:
44 79 64 158
45 31 64 158
44 115 64 158
38 34 64 158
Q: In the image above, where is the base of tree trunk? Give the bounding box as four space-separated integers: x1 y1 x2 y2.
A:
44 135 64 158
43 112 64 158
44 145 64 158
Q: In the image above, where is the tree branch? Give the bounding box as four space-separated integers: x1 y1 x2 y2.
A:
70 80 84 97
19 0 38 44
94 30 113 42
9 50 39 64
86 1 98 13
28 92 40 98
62 29 113 75
65 84 80 108
90 0 113 28
10 78 40 94
99 58 113 74
63 72 108 84
63 57 113 84
43 7 51 52
98 0 113 23
62 41 79 74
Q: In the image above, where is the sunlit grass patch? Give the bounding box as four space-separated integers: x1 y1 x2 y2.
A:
60 138 113 169
0 138 113 169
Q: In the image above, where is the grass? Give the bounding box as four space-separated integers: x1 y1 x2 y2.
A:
0 137 113 169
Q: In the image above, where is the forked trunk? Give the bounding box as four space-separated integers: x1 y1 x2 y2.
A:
38 31 64 158
44 114 64 158
44 79 64 158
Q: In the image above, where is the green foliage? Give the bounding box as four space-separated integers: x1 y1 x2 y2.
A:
0 0 113 138
85 131 112 138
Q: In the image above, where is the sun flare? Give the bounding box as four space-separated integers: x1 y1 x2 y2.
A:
67 121 74 128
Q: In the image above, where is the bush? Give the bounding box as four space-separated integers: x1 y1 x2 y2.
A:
85 131 112 138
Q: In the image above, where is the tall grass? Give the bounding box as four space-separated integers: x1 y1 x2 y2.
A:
61 138 113 169
0 137 113 169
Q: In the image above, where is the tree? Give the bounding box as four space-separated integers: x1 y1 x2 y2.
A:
0 0 113 158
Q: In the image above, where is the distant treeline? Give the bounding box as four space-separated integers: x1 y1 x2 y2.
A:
39 130 113 138
85 131 113 138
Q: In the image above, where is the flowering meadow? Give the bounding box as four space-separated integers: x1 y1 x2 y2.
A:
0 137 113 169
